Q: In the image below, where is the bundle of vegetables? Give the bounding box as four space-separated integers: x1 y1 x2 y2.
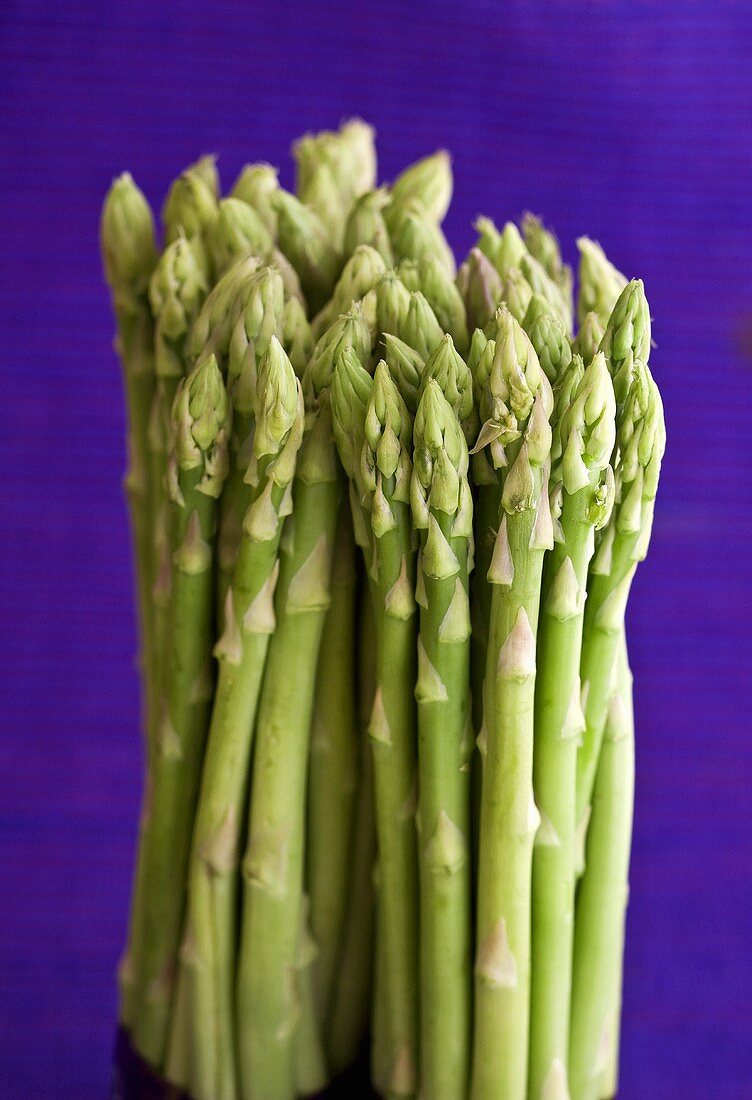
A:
101 120 664 1100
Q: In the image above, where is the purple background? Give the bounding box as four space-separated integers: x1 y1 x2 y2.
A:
2 3 751 1098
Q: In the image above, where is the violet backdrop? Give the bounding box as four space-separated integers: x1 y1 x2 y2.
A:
2 3 751 1098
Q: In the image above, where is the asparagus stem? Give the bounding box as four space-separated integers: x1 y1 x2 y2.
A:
594 631 632 1100
100 172 160 1026
528 354 616 1099
362 363 420 1099
166 342 304 1100
236 310 369 1100
294 896 329 1097
326 594 377 1073
569 636 634 1100
412 383 473 1100
471 309 553 1100
130 355 231 1067
576 282 662 841
307 502 359 1031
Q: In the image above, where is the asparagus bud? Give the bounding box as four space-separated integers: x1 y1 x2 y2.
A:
420 334 475 444
304 305 372 406
522 213 572 297
475 216 527 279
401 291 445 360
163 167 218 245
101 172 158 305
173 354 231 490
382 333 425 414
230 163 279 236
210 197 274 275
390 149 453 223
273 190 341 314
149 237 209 381
388 198 456 275
344 188 394 266
576 237 628 328
524 307 573 386
499 266 533 325
457 248 504 332
189 255 262 362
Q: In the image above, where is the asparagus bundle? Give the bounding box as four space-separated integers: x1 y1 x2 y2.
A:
103 121 665 1100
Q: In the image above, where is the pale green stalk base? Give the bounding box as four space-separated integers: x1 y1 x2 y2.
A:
130 470 217 1068
528 492 594 1099
295 899 329 1097
472 507 544 1100
569 637 634 1100
237 475 340 1100
307 505 359 1031
417 517 472 1100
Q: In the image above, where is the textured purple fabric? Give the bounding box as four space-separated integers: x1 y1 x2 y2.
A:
2 3 751 1098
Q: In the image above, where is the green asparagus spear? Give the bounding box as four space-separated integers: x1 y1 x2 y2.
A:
470 307 554 1100
576 280 656 834
528 353 616 1100
332 355 420 1098
166 340 303 1100
411 381 473 1100
101 172 159 1025
119 233 209 1034
236 313 369 1100
569 637 634 1100
130 355 231 1068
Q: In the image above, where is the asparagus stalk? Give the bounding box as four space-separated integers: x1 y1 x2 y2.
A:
470 307 554 1100
236 313 370 1100
100 173 160 1027
596 631 634 1100
575 281 657 834
327 591 378 1076
166 341 304 1100
306 502 359 1029
294 896 329 1097
332 356 420 1098
528 353 616 1100
130 355 231 1067
411 381 473 1100
119 233 210 1035
569 637 634 1100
